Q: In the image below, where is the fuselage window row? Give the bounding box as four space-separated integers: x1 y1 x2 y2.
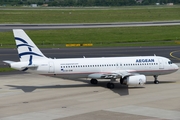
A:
60 63 159 68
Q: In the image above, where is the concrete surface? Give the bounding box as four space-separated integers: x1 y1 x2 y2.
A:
0 69 180 120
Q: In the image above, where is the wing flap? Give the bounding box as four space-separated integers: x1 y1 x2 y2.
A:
88 73 120 79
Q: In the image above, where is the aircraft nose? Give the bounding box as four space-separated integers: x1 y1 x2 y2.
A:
174 64 179 70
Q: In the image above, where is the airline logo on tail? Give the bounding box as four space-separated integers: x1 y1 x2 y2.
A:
15 37 43 59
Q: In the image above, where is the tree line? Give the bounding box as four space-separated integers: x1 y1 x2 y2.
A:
1 0 180 6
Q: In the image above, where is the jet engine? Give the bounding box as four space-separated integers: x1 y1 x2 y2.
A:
121 75 146 86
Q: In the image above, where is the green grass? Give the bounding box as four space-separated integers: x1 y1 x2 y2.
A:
1 26 180 48
0 6 180 23
0 67 15 72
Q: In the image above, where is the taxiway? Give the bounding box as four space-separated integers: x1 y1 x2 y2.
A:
0 68 180 120
1 21 180 31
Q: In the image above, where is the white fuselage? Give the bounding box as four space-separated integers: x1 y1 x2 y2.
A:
13 56 178 79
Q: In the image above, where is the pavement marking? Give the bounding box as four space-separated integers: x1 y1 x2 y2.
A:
105 105 180 120
170 50 180 61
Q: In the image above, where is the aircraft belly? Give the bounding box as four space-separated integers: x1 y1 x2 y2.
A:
56 73 89 79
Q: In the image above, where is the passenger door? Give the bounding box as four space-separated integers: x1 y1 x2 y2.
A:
158 58 164 69
49 61 55 73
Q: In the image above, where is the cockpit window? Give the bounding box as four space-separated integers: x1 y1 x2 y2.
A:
168 61 172 64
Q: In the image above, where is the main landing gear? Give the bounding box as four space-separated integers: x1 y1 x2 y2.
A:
153 75 159 84
107 78 116 89
107 82 115 89
90 79 115 89
90 79 98 84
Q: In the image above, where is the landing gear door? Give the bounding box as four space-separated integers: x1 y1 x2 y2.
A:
158 58 164 69
49 61 55 73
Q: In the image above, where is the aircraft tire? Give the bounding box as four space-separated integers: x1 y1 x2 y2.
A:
154 80 159 84
90 79 98 84
107 82 115 89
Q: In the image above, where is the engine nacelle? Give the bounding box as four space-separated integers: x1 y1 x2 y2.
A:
122 75 146 86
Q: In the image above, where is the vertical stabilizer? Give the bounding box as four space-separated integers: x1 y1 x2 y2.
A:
13 29 47 62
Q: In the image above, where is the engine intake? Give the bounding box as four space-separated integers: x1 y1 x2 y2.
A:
122 75 146 86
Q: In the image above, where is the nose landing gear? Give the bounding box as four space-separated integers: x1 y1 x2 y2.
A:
153 75 159 84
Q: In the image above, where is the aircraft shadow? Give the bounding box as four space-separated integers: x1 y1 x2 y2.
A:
6 78 145 96
6 84 130 96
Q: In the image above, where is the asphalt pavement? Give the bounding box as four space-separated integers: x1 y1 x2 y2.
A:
1 21 180 31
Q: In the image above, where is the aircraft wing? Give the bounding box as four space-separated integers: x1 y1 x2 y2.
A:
88 70 138 79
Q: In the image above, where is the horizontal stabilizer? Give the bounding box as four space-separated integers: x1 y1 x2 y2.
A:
3 60 15 64
21 64 38 69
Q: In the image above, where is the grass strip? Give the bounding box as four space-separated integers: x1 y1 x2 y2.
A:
0 6 180 23
0 67 15 72
0 26 180 48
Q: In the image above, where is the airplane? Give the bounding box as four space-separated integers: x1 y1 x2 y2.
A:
3 29 179 89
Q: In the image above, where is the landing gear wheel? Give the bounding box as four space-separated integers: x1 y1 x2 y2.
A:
154 80 159 84
120 77 123 84
107 82 115 89
90 79 98 84
153 75 159 84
